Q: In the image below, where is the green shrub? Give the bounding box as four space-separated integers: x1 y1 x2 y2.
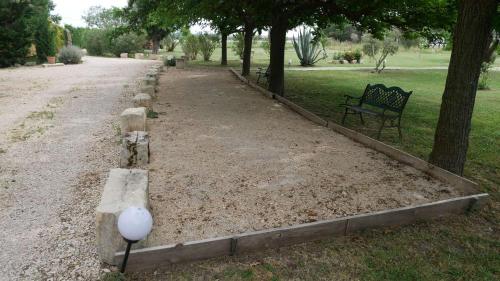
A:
58 46 82 64
85 29 111 56
261 39 270 55
164 56 176 66
181 34 199 60
343 51 355 62
353 49 362 62
198 33 218 61
111 33 146 57
292 27 327 66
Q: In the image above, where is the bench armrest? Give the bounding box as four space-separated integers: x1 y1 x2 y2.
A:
342 95 361 105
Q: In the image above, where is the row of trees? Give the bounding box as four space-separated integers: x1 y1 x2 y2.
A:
124 0 499 176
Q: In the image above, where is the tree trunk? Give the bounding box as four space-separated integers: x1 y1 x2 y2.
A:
268 18 288 96
221 32 228 66
242 23 254 76
429 0 497 175
152 36 160 54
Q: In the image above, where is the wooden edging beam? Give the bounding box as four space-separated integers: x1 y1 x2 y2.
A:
228 68 479 195
115 193 488 271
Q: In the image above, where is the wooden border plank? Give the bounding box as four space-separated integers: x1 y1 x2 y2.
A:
235 217 347 254
116 194 487 271
274 95 328 126
115 236 232 271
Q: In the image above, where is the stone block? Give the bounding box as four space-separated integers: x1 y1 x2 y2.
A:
120 131 150 168
120 53 128 58
96 168 149 264
141 85 156 98
149 54 158 60
142 76 156 86
151 64 164 72
134 53 145 59
133 93 152 110
176 58 186 69
120 107 146 134
146 70 159 81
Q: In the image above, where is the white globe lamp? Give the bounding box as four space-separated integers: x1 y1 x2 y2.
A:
117 206 153 273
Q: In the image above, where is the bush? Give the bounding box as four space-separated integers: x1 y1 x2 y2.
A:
181 34 199 60
85 29 111 56
198 34 218 61
343 51 355 62
58 46 83 64
164 56 176 66
353 49 362 62
111 33 146 57
261 39 270 55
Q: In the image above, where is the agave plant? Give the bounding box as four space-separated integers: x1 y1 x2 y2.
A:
292 27 327 66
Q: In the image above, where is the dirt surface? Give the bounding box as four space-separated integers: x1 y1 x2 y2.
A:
0 56 157 280
146 68 462 247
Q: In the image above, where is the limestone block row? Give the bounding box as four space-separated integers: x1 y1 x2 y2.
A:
135 53 145 59
120 131 150 168
120 53 128 59
96 168 149 264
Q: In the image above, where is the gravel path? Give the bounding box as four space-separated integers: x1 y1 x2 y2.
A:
0 57 156 280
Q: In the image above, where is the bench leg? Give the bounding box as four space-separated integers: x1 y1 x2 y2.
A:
377 117 386 139
397 118 403 142
342 108 349 125
257 74 261 83
359 112 365 125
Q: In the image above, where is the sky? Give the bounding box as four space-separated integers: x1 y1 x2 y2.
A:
53 0 128 27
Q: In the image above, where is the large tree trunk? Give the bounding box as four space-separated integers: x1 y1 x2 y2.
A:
429 0 497 175
221 32 228 66
268 18 288 96
152 36 161 54
242 23 254 76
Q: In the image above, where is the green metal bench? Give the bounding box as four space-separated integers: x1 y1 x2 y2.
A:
256 65 270 83
341 84 412 140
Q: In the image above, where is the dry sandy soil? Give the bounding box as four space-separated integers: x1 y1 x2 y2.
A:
0 56 157 280
145 68 463 247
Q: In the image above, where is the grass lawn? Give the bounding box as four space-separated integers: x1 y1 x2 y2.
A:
133 51 500 280
159 40 500 68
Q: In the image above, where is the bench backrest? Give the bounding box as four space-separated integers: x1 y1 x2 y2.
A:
361 84 412 113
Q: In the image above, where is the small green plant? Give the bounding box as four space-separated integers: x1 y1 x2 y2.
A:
181 34 199 60
292 27 327 66
58 46 83 64
478 53 496 90
261 39 270 55
231 33 245 59
198 33 219 61
147 110 159 118
101 272 126 281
